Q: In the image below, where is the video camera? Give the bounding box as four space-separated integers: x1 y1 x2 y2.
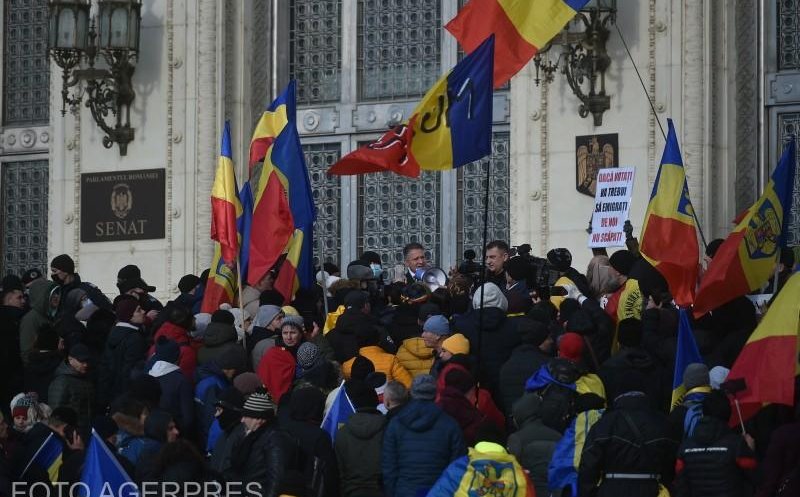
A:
458 249 484 280
511 243 561 299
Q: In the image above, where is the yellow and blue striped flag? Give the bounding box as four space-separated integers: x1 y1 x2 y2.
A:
21 432 63 483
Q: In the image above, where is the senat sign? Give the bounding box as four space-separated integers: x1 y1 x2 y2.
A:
80 169 166 242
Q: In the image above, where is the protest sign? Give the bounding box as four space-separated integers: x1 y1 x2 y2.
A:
588 167 635 248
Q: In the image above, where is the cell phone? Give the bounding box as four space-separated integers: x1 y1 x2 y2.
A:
549 286 568 297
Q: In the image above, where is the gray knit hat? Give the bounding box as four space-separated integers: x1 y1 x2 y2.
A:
241 389 276 419
411 374 437 401
683 363 710 390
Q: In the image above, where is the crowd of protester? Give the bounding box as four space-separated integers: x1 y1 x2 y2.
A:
0 239 797 497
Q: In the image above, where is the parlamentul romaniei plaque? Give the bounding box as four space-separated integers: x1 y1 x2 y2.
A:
80 169 166 242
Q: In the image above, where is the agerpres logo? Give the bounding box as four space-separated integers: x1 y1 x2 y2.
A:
745 199 780 260
110 183 133 220
11 481 262 497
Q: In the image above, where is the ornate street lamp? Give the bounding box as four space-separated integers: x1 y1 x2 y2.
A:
48 0 141 155
532 0 616 126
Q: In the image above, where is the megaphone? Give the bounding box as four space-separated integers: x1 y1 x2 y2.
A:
420 267 448 292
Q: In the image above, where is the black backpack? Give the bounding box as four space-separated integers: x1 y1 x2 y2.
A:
535 358 582 433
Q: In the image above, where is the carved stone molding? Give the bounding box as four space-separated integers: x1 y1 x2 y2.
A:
166 0 176 288
648 0 657 186
735 0 758 212
0 126 50 155
539 82 549 250
195 0 219 272
682 0 705 224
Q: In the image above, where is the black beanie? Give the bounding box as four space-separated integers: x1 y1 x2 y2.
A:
345 379 379 410
154 336 181 364
211 309 235 325
350 355 375 380
444 368 476 395
178 274 201 293
546 248 572 272
518 319 549 346
505 256 529 282
566 310 595 336
703 390 732 422
609 250 635 276
51 254 75 274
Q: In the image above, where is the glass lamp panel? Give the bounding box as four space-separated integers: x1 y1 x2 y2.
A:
57 9 76 49
109 8 129 48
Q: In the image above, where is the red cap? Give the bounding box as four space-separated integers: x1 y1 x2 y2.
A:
558 332 584 362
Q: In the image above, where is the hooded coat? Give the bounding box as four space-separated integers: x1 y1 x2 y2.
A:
97 322 147 408
327 310 380 363
382 399 466 497
19 280 56 365
455 306 521 412
150 322 198 382
499 343 551 416
396 337 435 378
599 347 671 412
507 393 562 497
48 361 94 428
149 361 194 436
675 417 756 497
335 410 386 497
436 386 489 447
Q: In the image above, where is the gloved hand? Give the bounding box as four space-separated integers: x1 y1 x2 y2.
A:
563 283 584 301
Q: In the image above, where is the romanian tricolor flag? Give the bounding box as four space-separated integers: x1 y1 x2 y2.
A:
21 432 63 482
200 243 238 313
726 272 800 422
446 0 589 88
427 442 535 496
243 82 302 286
693 139 796 318
328 35 494 178
671 309 704 410
640 119 699 307
210 121 243 263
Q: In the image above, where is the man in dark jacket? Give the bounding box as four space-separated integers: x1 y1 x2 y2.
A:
382 374 465 497
48 344 94 430
578 376 678 497
147 337 194 436
197 311 243 366
226 389 305 497
19 279 57 366
675 390 756 497
599 318 671 411
0 278 26 415
208 388 244 472
456 282 520 413
328 291 382 363
97 296 147 409
668 363 711 440
336 379 386 497
508 393 562 497
498 318 551 415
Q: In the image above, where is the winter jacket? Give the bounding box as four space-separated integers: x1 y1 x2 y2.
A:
436 386 490 447
97 322 147 408
675 417 756 497
210 421 244 474
194 362 230 444
335 410 386 497
758 421 800 497
456 306 521 413
342 346 412 388
578 393 678 497
382 399 466 497
388 305 422 345
148 361 194 435
226 422 306 497
507 393 562 497
283 418 340 497
149 322 198 382
436 362 506 433
426 441 535 497
0 305 25 410
579 297 616 368
19 279 55 365
395 337 434 378
23 350 62 403
47 362 94 429
499 343 551 416
327 311 379 363
196 322 241 366
599 347 671 411
668 387 711 441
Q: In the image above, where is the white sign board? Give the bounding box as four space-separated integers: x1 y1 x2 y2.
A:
588 167 635 248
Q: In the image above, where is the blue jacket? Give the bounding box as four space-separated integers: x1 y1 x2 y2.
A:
194 362 229 443
382 399 465 497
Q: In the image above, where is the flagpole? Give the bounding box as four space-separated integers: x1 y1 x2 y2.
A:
614 22 709 251
319 236 330 318
236 260 247 352
475 160 491 407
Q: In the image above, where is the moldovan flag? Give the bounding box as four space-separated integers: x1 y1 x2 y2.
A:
640 119 699 307
200 243 238 313
726 272 800 422
693 139 796 317
79 430 138 497
328 35 494 178
210 121 243 263
446 0 589 88
244 82 299 285
321 381 356 442
671 308 704 410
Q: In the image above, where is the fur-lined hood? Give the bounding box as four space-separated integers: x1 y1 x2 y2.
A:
112 411 144 437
